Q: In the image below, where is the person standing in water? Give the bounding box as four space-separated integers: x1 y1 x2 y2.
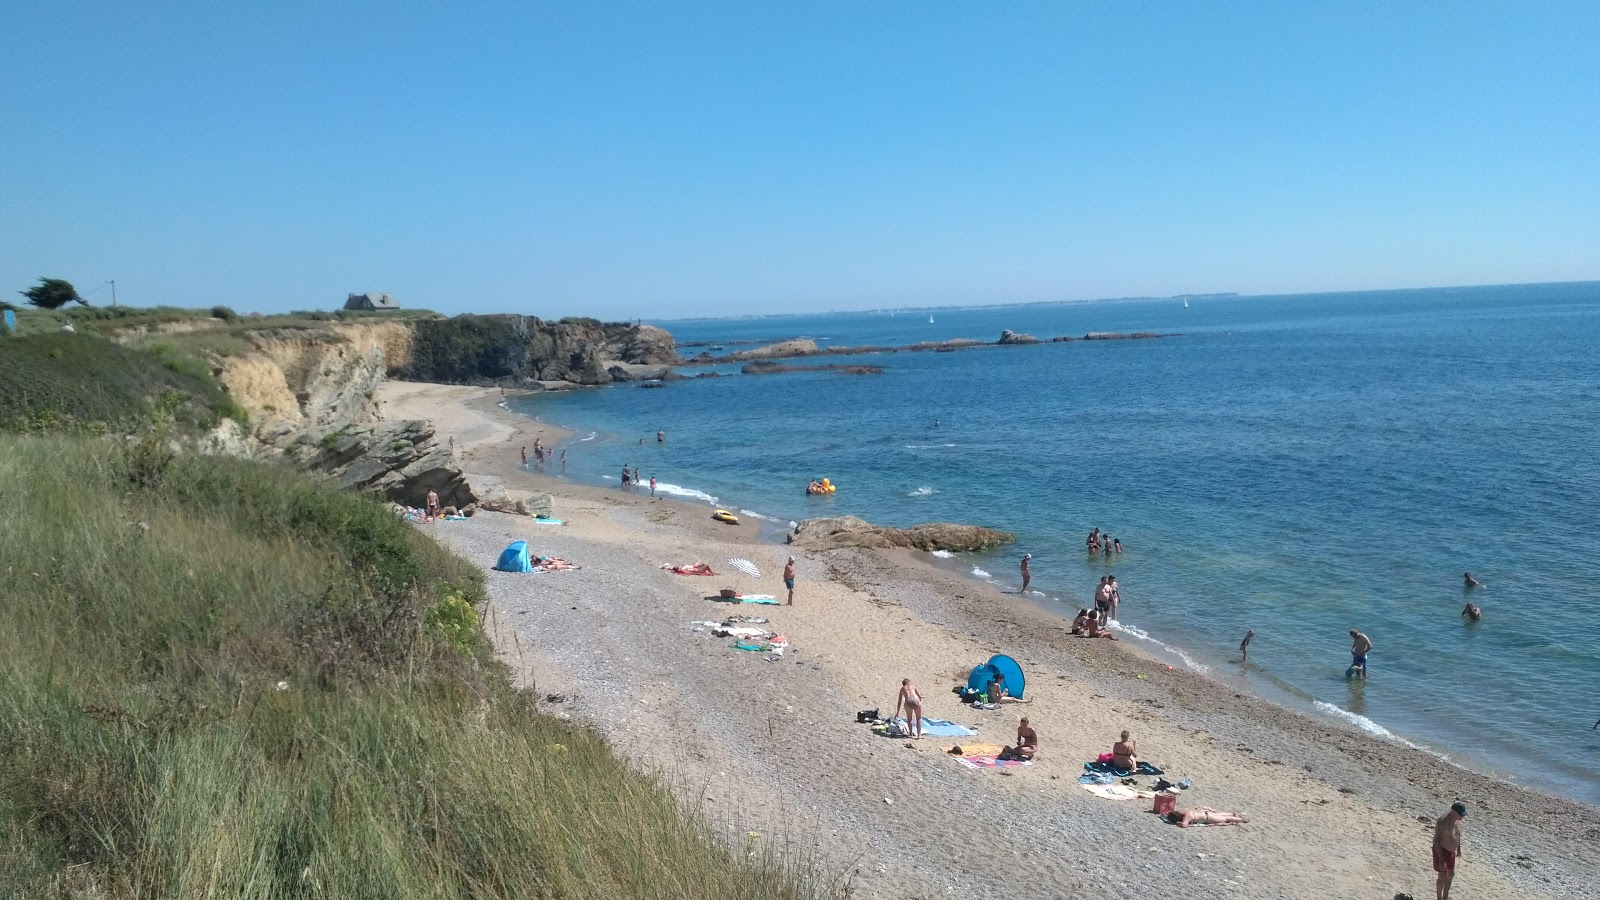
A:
783 556 796 606
560 448 567 470
649 475 657 496
1463 572 1483 589
1240 629 1255 662
1348 629 1373 679
1019 554 1031 594
1461 604 1482 621
520 446 527 466
657 429 665 442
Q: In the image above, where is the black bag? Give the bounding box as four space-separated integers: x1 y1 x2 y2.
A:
856 708 880 723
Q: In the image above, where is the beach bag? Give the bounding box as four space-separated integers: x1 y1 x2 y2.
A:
886 718 910 738
1097 752 1115 764
1152 792 1177 816
856 708 880 724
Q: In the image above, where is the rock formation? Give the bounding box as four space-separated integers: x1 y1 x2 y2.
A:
788 516 1014 552
740 361 884 375
723 339 820 361
997 330 1040 345
283 419 477 508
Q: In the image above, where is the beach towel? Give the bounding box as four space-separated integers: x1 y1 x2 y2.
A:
954 755 1031 770
1079 783 1142 801
917 717 978 738
443 514 467 521
946 743 1004 757
1083 760 1163 777
533 518 565 526
718 594 778 605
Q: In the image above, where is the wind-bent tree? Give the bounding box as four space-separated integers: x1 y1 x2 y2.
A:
21 277 86 310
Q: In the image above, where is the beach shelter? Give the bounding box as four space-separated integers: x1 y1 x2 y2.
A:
967 654 1026 700
494 540 533 573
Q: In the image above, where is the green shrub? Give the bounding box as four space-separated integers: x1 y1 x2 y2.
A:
209 304 239 321
402 315 526 383
558 315 602 326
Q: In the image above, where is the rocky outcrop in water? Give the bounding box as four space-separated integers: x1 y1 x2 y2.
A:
789 515 1014 552
740 361 884 375
997 330 1039 345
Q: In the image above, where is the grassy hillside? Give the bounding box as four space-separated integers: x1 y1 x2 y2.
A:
0 437 819 899
0 333 247 433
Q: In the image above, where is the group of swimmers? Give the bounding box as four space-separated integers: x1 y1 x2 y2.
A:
619 465 656 495
1085 528 1122 556
520 439 566 470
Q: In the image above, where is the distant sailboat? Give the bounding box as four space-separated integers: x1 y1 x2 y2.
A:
928 314 935 324
1182 298 1190 309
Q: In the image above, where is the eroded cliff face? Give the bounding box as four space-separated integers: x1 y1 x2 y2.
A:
219 322 412 440
401 316 680 386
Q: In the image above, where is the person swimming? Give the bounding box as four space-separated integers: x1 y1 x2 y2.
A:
1464 572 1483 589
1461 604 1482 621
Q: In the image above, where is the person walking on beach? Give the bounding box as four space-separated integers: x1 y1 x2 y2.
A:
783 556 796 605
1349 629 1373 679
1433 802 1466 900
1240 629 1255 662
894 678 924 739
1019 554 1031 594
520 446 527 466
1108 575 1122 621
649 475 657 496
620 466 631 491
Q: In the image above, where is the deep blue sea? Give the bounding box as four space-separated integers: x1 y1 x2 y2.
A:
513 282 1600 804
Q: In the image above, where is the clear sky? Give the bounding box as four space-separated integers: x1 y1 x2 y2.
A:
3 2 1596 319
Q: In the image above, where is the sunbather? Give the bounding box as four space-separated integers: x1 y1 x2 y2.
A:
1070 609 1092 635
988 672 1028 704
1004 717 1038 760
1111 730 1138 771
1168 807 1248 828
537 556 581 571
1083 617 1119 641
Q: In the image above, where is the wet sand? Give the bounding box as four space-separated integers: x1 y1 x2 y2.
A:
382 379 1597 899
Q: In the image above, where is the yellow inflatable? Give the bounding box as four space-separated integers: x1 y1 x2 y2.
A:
711 509 740 524
806 478 837 496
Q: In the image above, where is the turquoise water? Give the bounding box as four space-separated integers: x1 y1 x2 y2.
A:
515 282 1600 804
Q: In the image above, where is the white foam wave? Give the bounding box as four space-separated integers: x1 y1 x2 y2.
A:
971 566 991 578
1107 622 1212 673
653 482 719 505
929 549 954 559
738 509 782 523
1313 701 1397 740
576 432 598 443
904 443 958 450
908 486 936 497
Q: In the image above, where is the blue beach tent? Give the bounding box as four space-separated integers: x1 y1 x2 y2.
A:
494 540 533 573
967 654 1026 700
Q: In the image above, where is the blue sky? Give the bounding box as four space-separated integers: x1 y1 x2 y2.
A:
3 2 1596 319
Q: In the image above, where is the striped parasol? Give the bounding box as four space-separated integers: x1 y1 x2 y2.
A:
727 558 761 579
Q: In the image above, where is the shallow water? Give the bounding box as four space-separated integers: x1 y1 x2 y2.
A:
515 282 1600 804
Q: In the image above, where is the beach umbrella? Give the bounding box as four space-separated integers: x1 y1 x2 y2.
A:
727 558 761 579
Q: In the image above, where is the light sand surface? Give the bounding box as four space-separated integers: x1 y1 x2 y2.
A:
389 381 1595 899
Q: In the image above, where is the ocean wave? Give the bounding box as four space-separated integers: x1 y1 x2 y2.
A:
971 566 991 578
576 432 598 443
1312 701 1397 740
1107 622 1212 673
929 549 954 559
738 509 783 523
904 443 958 450
653 482 719 505
908 486 936 497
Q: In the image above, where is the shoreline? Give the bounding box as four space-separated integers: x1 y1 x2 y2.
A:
380 378 1597 899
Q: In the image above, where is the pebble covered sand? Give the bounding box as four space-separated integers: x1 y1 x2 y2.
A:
389 381 1598 899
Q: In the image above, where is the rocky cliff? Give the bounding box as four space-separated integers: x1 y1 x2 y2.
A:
219 321 412 440
401 316 680 386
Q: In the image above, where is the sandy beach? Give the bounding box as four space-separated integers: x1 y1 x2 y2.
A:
381 380 1597 899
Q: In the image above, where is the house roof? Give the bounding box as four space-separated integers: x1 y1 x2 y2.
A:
345 292 399 310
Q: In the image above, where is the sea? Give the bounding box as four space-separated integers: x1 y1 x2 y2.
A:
511 281 1600 805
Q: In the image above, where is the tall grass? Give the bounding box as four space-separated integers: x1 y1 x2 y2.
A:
0 437 822 899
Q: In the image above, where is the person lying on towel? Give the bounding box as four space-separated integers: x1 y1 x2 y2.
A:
536 556 581 571
1168 807 1248 828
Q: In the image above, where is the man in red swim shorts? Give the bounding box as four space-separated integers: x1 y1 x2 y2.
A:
1432 801 1466 900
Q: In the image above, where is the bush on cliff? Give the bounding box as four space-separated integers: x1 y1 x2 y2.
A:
404 315 525 383
0 436 819 899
